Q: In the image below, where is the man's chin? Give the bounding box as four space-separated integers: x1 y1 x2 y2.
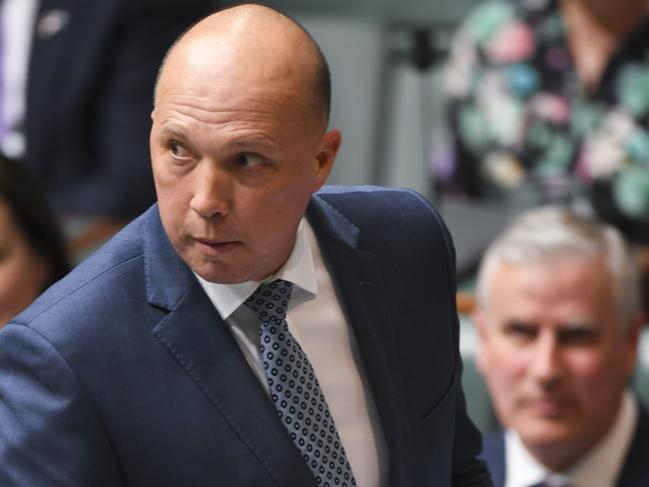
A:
196 266 252 284
516 417 581 448
184 256 247 284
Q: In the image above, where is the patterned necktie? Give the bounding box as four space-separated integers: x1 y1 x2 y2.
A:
244 279 357 487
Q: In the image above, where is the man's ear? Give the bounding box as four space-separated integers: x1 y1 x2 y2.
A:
623 311 645 375
313 129 341 189
472 307 490 375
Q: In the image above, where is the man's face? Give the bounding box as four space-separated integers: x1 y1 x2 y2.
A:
475 256 639 465
151 59 339 283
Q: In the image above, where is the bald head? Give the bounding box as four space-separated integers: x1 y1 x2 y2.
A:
155 4 331 130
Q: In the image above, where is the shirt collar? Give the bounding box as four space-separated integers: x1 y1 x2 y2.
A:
505 391 638 487
194 218 318 319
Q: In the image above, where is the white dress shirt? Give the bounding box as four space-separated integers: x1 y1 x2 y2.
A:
195 218 388 487
0 0 38 157
504 391 639 487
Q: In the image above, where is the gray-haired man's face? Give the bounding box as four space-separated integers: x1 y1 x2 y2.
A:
474 255 639 468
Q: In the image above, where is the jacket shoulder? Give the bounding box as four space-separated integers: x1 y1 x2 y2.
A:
312 185 454 261
313 186 447 235
11 209 151 331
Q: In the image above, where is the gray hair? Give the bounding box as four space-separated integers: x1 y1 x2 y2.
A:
475 206 640 330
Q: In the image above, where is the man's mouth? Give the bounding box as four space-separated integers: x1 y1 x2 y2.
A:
194 238 240 255
522 397 570 417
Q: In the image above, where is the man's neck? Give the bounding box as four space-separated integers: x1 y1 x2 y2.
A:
522 396 624 471
525 436 601 472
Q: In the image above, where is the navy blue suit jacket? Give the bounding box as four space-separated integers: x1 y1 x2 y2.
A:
0 187 491 486
25 0 213 217
481 404 649 487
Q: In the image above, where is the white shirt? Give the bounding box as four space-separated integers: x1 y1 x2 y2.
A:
195 218 388 487
504 391 639 487
0 0 38 157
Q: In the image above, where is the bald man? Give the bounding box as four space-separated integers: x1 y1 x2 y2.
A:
0 5 491 486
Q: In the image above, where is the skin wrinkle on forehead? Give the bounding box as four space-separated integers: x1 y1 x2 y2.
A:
157 69 315 137
158 93 296 130
156 93 308 164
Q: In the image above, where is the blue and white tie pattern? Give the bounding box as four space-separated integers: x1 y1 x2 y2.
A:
244 279 357 487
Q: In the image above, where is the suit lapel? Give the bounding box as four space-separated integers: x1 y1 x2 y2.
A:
142 207 316 487
306 195 411 485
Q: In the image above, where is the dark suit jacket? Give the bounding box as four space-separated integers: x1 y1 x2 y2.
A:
481 404 649 487
0 187 491 486
24 0 213 217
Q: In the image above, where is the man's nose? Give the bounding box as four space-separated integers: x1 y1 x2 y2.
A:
190 162 232 219
529 332 563 387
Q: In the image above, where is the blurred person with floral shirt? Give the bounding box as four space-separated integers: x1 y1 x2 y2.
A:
438 0 649 243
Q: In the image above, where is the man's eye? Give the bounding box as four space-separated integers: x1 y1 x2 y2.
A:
236 154 264 168
168 141 192 159
559 326 598 346
502 321 537 341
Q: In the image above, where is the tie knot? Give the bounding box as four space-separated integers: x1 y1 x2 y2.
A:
243 279 293 322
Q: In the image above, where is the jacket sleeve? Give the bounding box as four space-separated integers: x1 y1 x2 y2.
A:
0 324 123 486
423 193 493 486
449 341 494 486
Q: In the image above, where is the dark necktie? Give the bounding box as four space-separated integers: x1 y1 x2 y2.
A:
244 279 357 487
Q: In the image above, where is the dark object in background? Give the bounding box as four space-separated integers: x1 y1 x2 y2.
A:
0 155 69 287
22 0 215 219
0 155 70 325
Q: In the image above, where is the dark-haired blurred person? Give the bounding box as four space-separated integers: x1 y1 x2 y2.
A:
0 156 69 326
0 0 213 221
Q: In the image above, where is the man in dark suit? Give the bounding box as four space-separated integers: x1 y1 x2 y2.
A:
12 0 213 218
472 207 649 487
0 5 491 485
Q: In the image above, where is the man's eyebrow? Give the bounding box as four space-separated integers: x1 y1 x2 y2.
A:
500 319 536 328
560 320 596 331
158 124 189 141
229 134 276 149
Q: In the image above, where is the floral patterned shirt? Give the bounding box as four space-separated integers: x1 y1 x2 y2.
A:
438 0 649 241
